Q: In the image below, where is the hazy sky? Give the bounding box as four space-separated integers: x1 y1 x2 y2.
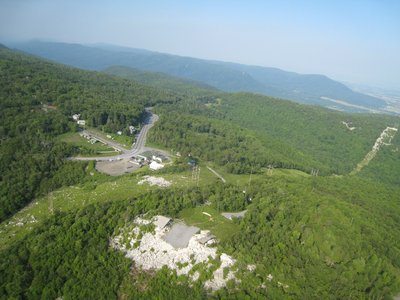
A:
1 0 399 89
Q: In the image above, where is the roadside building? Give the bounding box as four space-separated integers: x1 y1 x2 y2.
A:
149 161 164 170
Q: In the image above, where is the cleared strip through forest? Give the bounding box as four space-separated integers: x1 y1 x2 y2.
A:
350 126 398 175
207 166 226 183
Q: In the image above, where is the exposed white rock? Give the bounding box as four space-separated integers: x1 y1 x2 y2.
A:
342 121 356 131
351 126 398 175
138 176 172 187
111 217 238 291
247 264 256 272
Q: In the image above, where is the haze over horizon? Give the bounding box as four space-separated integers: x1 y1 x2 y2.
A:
1 0 399 90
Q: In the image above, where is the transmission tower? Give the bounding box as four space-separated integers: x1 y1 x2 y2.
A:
192 166 201 186
311 168 319 176
48 192 54 214
267 164 274 176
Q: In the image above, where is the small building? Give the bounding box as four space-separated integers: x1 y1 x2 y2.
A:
153 215 171 230
129 125 135 135
72 113 80 121
198 232 216 245
129 156 144 166
221 210 247 220
152 155 164 163
117 131 122 136
188 159 197 168
77 120 86 126
149 161 164 171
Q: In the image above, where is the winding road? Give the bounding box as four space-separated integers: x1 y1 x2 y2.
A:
73 109 159 161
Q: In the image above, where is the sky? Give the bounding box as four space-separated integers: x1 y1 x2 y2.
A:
1 0 399 89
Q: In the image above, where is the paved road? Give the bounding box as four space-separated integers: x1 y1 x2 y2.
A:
73 109 159 161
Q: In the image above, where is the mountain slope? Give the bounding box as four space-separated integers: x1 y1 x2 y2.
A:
223 63 385 109
0 47 180 221
153 93 399 176
103 65 218 96
10 40 386 111
1 45 400 300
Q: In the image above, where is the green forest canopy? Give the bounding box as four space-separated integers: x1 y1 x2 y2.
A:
1 46 400 299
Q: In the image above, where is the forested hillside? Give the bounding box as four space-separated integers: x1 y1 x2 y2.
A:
152 93 399 175
10 41 386 112
0 47 179 221
1 176 399 299
148 111 325 174
104 65 218 96
1 46 400 299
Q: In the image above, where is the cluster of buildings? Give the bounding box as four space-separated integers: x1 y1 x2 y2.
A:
72 113 86 126
129 151 168 170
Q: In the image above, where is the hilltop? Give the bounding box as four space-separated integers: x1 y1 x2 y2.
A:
0 47 400 299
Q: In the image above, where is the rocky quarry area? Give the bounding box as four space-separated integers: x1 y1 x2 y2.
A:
111 216 237 291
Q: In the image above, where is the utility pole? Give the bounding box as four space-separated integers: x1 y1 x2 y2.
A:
48 192 54 215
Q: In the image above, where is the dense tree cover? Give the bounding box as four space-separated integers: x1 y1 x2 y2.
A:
156 93 399 175
2 44 400 300
149 111 325 174
217 176 400 299
14 40 386 112
0 47 183 221
359 129 400 185
0 186 212 299
213 93 399 175
0 103 75 221
1 177 399 299
104 65 219 97
1 48 184 132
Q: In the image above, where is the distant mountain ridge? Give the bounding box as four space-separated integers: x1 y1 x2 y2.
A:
103 65 218 96
9 40 386 111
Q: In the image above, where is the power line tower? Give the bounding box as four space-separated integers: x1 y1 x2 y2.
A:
267 164 274 176
192 166 201 186
48 192 54 215
311 168 319 176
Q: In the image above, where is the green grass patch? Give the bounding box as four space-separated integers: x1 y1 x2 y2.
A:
179 206 238 242
57 132 120 156
0 168 198 250
87 127 133 149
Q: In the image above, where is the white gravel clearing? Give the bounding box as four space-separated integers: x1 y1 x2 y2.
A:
351 126 398 175
111 217 237 291
138 176 172 187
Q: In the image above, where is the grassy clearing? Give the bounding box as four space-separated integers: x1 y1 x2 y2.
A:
58 132 120 156
0 156 309 251
179 206 238 242
0 167 196 250
202 162 310 186
88 127 133 149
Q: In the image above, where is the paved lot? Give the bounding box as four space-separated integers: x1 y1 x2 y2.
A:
163 223 200 248
95 158 140 176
